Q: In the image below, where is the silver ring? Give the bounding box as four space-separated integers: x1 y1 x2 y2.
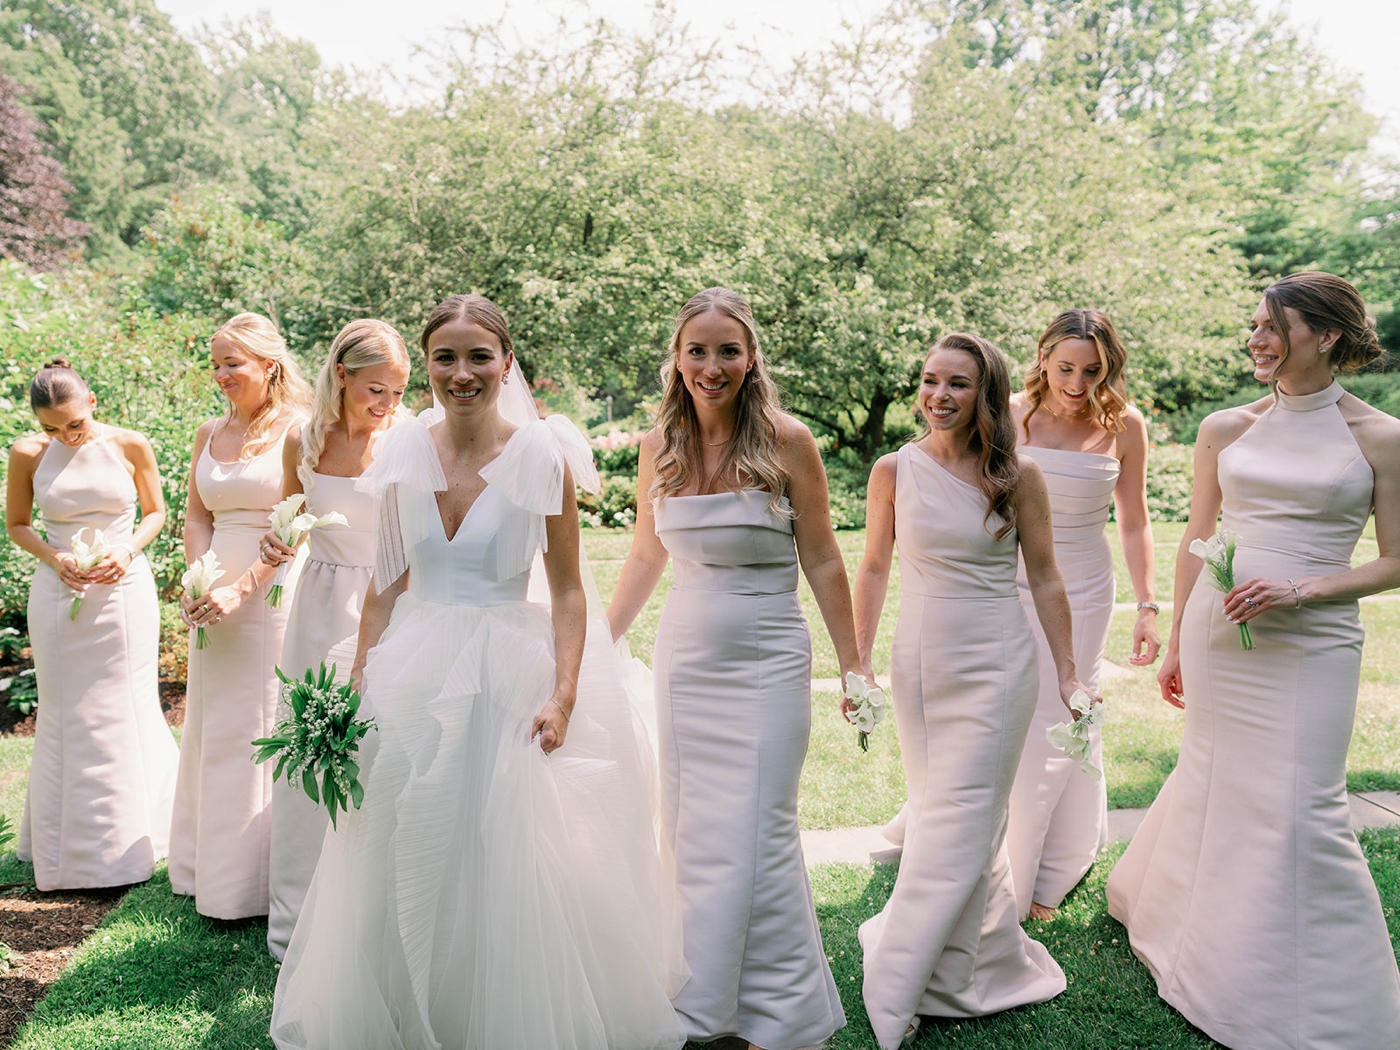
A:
1245 597 1256 608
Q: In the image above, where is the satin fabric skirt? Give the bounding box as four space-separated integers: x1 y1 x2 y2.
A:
654 585 844 1050
1006 535 1114 915
170 523 300 919
860 594 1066 1049
267 558 372 959
1107 548 1400 1049
18 557 179 890
270 593 685 1050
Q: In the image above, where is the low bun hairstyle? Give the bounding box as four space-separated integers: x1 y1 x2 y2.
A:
212 313 313 459
1263 272 1386 375
30 358 90 410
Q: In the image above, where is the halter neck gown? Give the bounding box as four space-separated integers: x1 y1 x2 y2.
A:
170 429 303 920
267 471 378 959
859 444 1065 1049
17 427 179 890
1006 446 1120 916
653 490 845 1050
1107 381 1400 1049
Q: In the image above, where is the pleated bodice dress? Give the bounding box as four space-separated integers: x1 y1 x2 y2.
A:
17 427 180 890
1006 446 1119 917
859 444 1065 1049
270 415 685 1050
1106 381 1400 1049
170 430 302 920
267 472 377 959
653 490 845 1050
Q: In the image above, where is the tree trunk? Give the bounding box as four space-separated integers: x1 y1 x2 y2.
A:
857 387 892 467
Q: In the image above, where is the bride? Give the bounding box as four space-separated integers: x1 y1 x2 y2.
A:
270 294 686 1050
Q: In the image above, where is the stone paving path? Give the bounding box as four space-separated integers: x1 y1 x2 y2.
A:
800 791 1400 868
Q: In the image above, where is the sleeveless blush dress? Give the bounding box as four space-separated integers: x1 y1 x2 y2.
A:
17 427 179 890
859 444 1065 1049
653 490 845 1050
1006 446 1119 916
1107 381 1400 1049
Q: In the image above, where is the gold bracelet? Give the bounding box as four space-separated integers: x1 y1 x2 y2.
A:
1288 579 1303 608
549 698 571 722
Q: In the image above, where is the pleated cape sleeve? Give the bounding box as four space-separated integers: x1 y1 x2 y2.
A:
355 416 445 594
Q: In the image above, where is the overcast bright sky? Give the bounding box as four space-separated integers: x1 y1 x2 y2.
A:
157 0 1400 149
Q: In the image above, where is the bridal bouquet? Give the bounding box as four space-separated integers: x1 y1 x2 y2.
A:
844 671 888 752
265 495 348 607
181 551 224 650
66 527 110 620
252 662 376 828
1190 529 1255 650
1046 690 1105 780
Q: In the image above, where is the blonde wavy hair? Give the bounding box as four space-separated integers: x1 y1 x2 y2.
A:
1022 308 1129 439
650 288 789 511
299 320 412 489
213 313 313 459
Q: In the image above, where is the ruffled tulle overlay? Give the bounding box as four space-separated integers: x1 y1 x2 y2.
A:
1006 447 1120 917
271 414 685 1050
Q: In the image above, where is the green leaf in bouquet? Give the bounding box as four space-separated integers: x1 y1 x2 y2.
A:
346 760 364 808
275 666 293 687
302 764 320 803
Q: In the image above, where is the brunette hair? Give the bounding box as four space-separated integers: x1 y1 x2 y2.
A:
927 332 1021 539
1263 271 1386 375
1022 308 1129 438
213 313 313 459
650 287 789 511
299 320 412 489
29 357 89 410
419 294 514 358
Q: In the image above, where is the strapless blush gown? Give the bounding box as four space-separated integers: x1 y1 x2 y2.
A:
1107 381 1400 1049
859 444 1065 1049
1006 446 1119 916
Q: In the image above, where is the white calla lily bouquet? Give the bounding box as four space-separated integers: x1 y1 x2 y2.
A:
181 550 224 650
844 671 888 752
1046 690 1105 780
266 494 348 607
252 662 376 829
66 527 110 620
1190 529 1255 650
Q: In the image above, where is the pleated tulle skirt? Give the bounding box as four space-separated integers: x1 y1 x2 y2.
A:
270 593 685 1050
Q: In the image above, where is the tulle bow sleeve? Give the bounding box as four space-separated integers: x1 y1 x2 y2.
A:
356 417 446 594
478 416 601 582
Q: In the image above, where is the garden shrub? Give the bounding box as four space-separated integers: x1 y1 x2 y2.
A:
579 474 638 529
158 601 188 685
1145 443 1194 522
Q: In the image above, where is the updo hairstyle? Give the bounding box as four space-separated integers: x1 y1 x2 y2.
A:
29 358 90 410
1263 272 1386 375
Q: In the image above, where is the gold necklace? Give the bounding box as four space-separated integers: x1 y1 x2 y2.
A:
700 435 730 447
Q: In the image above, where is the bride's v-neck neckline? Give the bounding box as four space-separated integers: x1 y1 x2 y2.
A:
435 485 495 544
429 423 520 544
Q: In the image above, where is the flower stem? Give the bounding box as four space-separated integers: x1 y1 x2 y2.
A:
68 596 82 621
195 626 210 650
1238 622 1256 651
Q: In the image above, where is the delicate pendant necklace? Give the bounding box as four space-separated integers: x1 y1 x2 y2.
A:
700 435 731 447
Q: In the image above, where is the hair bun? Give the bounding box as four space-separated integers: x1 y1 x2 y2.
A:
44 357 72 370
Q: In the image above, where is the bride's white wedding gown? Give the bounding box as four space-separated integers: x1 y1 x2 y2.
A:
270 409 686 1050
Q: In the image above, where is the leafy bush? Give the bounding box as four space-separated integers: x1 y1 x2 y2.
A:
0 668 37 717
159 601 189 686
1145 443 1195 523
578 474 638 530
1341 373 1400 418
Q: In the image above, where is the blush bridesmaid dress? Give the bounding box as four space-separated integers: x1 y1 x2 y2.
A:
1107 381 1400 1049
859 444 1065 1049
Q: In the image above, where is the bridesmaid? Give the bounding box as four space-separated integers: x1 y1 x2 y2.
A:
1005 308 1158 921
4 360 180 890
853 333 1089 1048
1107 273 1400 1048
170 313 312 920
261 320 410 959
607 287 863 1050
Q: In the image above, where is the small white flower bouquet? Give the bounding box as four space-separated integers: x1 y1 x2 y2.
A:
66 527 109 620
844 671 888 752
252 662 376 828
181 551 224 650
1046 690 1105 780
1190 529 1255 650
266 494 348 607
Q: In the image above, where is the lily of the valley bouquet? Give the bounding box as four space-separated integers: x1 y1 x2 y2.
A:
844 671 888 752
265 494 348 607
1047 690 1105 780
1191 529 1255 650
66 527 110 620
181 551 224 650
252 662 376 828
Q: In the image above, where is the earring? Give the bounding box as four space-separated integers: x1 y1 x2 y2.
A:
502 372 509 385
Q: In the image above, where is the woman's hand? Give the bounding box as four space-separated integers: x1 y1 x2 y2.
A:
259 529 298 567
1129 610 1161 666
1058 676 1100 715
181 584 244 630
50 551 88 591
88 546 134 585
531 693 573 754
1157 648 1185 709
1223 576 1297 623
841 665 877 724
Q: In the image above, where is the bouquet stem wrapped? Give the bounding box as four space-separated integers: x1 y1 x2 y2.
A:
843 671 887 752
1190 529 1255 650
66 527 109 620
1046 690 1105 780
252 662 376 828
265 494 348 608
181 551 224 650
